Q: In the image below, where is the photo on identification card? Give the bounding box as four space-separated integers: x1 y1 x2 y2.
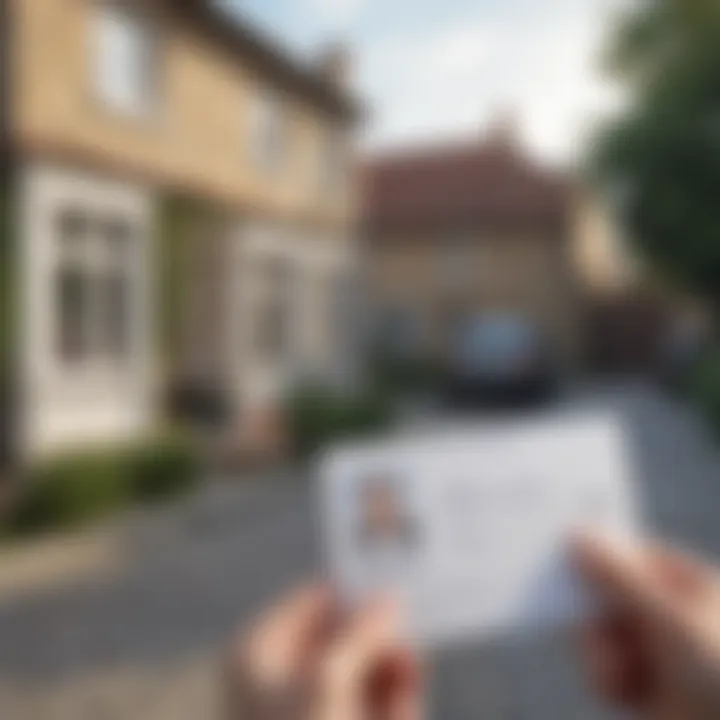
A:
318 412 640 648
355 472 421 554
319 450 430 604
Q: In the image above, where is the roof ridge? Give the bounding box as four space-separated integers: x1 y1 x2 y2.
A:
177 0 360 119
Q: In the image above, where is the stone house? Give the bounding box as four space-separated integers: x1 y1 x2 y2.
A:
362 132 580 366
1 0 359 464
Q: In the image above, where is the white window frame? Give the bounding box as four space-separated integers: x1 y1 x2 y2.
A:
251 256 297 368
19 166 155 459
54 208 138 372
250 89 287 174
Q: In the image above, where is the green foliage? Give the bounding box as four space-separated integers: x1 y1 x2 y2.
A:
371 353 446 398
607 0 720 85
286 384 393 458
690 348 720 434
594 0 720 308
128 433 201 501
10 450 130 534
6 435 201 536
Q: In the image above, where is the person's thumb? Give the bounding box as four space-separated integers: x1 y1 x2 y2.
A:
572 531 688 625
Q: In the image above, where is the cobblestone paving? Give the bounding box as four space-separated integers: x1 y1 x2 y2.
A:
1 382 719 720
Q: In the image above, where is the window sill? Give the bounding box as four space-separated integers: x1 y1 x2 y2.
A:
48 360 144 385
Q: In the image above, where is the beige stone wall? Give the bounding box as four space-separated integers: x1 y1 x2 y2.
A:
366 232 581 363
10 0 355 228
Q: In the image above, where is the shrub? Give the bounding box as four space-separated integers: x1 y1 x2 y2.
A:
10 449 129 534
371 352 446 398
286 384 393 458
690 347 720 434
128 434 202 501
5 435 202 537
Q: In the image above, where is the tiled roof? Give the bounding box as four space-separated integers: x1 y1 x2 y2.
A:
362 141 570 236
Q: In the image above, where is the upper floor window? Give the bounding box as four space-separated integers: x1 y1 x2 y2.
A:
251 90 287 174
93 1 158 117
319 130 347 194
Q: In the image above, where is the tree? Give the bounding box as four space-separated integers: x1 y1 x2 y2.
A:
595 0 720 315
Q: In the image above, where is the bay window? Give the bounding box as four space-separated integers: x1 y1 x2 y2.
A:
55 208 135 366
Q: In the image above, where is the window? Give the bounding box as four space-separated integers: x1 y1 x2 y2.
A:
94 1 157 116
319 130 347 194
56 211 92 362
251 90 287 173
55 209 135 366
57 267 90 363
440 239 475 290
254 258 294 364
99 219 133 357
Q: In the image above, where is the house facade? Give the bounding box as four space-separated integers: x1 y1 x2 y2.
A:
362 134 580 365
2 0 359 462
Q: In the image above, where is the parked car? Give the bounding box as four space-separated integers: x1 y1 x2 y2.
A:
656 318 712 394
445 315 557 406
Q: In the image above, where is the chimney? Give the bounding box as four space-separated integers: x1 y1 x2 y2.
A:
317 42 352 87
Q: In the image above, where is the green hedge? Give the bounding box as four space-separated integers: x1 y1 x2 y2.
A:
10 451 130 533
286 384 393 458
128 434 202 501
690 347 720 434
370 352 446 399
6 434 201 537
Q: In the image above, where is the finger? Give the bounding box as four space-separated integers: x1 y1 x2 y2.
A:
580 616 654 709
367 648 419 703
374 650 423 720
387 690 423 720
320 600 401 713
580 619 627 703
243 585 336 685
648 545 714 601
571 531 681 622
264 584 335 635
327 599 400 683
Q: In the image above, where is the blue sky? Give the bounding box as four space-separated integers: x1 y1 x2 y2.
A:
221 0 625 165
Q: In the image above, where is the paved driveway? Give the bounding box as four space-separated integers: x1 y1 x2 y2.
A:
1 381 719 719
